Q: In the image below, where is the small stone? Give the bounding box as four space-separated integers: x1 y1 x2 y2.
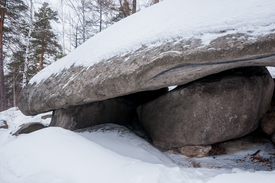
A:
0 120 8 129
13 122 47 136
260 112 275 135
178 145 212 158
167 150 174 154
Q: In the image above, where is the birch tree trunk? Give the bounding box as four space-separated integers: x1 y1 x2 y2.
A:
61 0 65 55
23 0 33 87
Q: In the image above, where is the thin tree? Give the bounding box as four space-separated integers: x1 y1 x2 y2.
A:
132 0 136 14
23 0 33 87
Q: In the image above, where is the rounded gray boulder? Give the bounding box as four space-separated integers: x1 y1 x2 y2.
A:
137 67 274 149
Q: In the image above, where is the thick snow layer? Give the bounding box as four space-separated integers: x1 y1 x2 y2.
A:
1 108 275 183
29 0 275 84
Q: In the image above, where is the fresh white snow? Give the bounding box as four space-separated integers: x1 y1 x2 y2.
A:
29 0 275 85
267 67 275 78
1 107 275 183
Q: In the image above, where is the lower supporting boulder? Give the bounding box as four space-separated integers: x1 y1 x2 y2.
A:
50 88 167 130
137 67 274 149
50 97 137 130
260 78 275 142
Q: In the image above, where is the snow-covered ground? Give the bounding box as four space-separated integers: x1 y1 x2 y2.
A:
1 64 275 183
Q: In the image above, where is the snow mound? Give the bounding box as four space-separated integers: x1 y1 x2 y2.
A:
1 108 275 183
0 127 199 183
30 0 275 84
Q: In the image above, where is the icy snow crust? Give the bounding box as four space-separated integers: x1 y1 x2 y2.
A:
30 0 275 84
1 108 275 183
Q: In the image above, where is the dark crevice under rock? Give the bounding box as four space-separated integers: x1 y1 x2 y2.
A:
50 88 168 130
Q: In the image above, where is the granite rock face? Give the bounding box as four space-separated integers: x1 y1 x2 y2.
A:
137 67 274 149
18 33 275 116
50 89 167 130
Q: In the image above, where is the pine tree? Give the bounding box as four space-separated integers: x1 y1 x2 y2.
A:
0 0 27 111
31 2 62 71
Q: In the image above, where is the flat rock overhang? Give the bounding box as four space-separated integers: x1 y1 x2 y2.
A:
18 33 275 116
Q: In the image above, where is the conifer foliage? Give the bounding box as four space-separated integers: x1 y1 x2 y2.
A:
31 2 62 71
0 0 27 110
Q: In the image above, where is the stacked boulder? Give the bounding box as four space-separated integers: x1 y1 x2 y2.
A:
17 0 275 158
137 67 274 156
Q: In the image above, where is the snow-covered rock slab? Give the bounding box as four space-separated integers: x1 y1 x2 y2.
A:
18 0 275 115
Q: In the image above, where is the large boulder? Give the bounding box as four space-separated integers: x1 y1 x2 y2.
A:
50 88 167 130
137 67 274 149
18 0 275 116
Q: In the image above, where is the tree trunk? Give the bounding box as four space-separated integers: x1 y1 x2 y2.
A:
40 44 44 70
23 0 33 87
40 28 45 71
61 0 65 55
13 72 16 107
132 0 136 14
99 0 102 32
81 0 86 43
0 1 7 111
154 0 159 4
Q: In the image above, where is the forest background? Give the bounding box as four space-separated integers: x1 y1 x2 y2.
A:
0 0 160 111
